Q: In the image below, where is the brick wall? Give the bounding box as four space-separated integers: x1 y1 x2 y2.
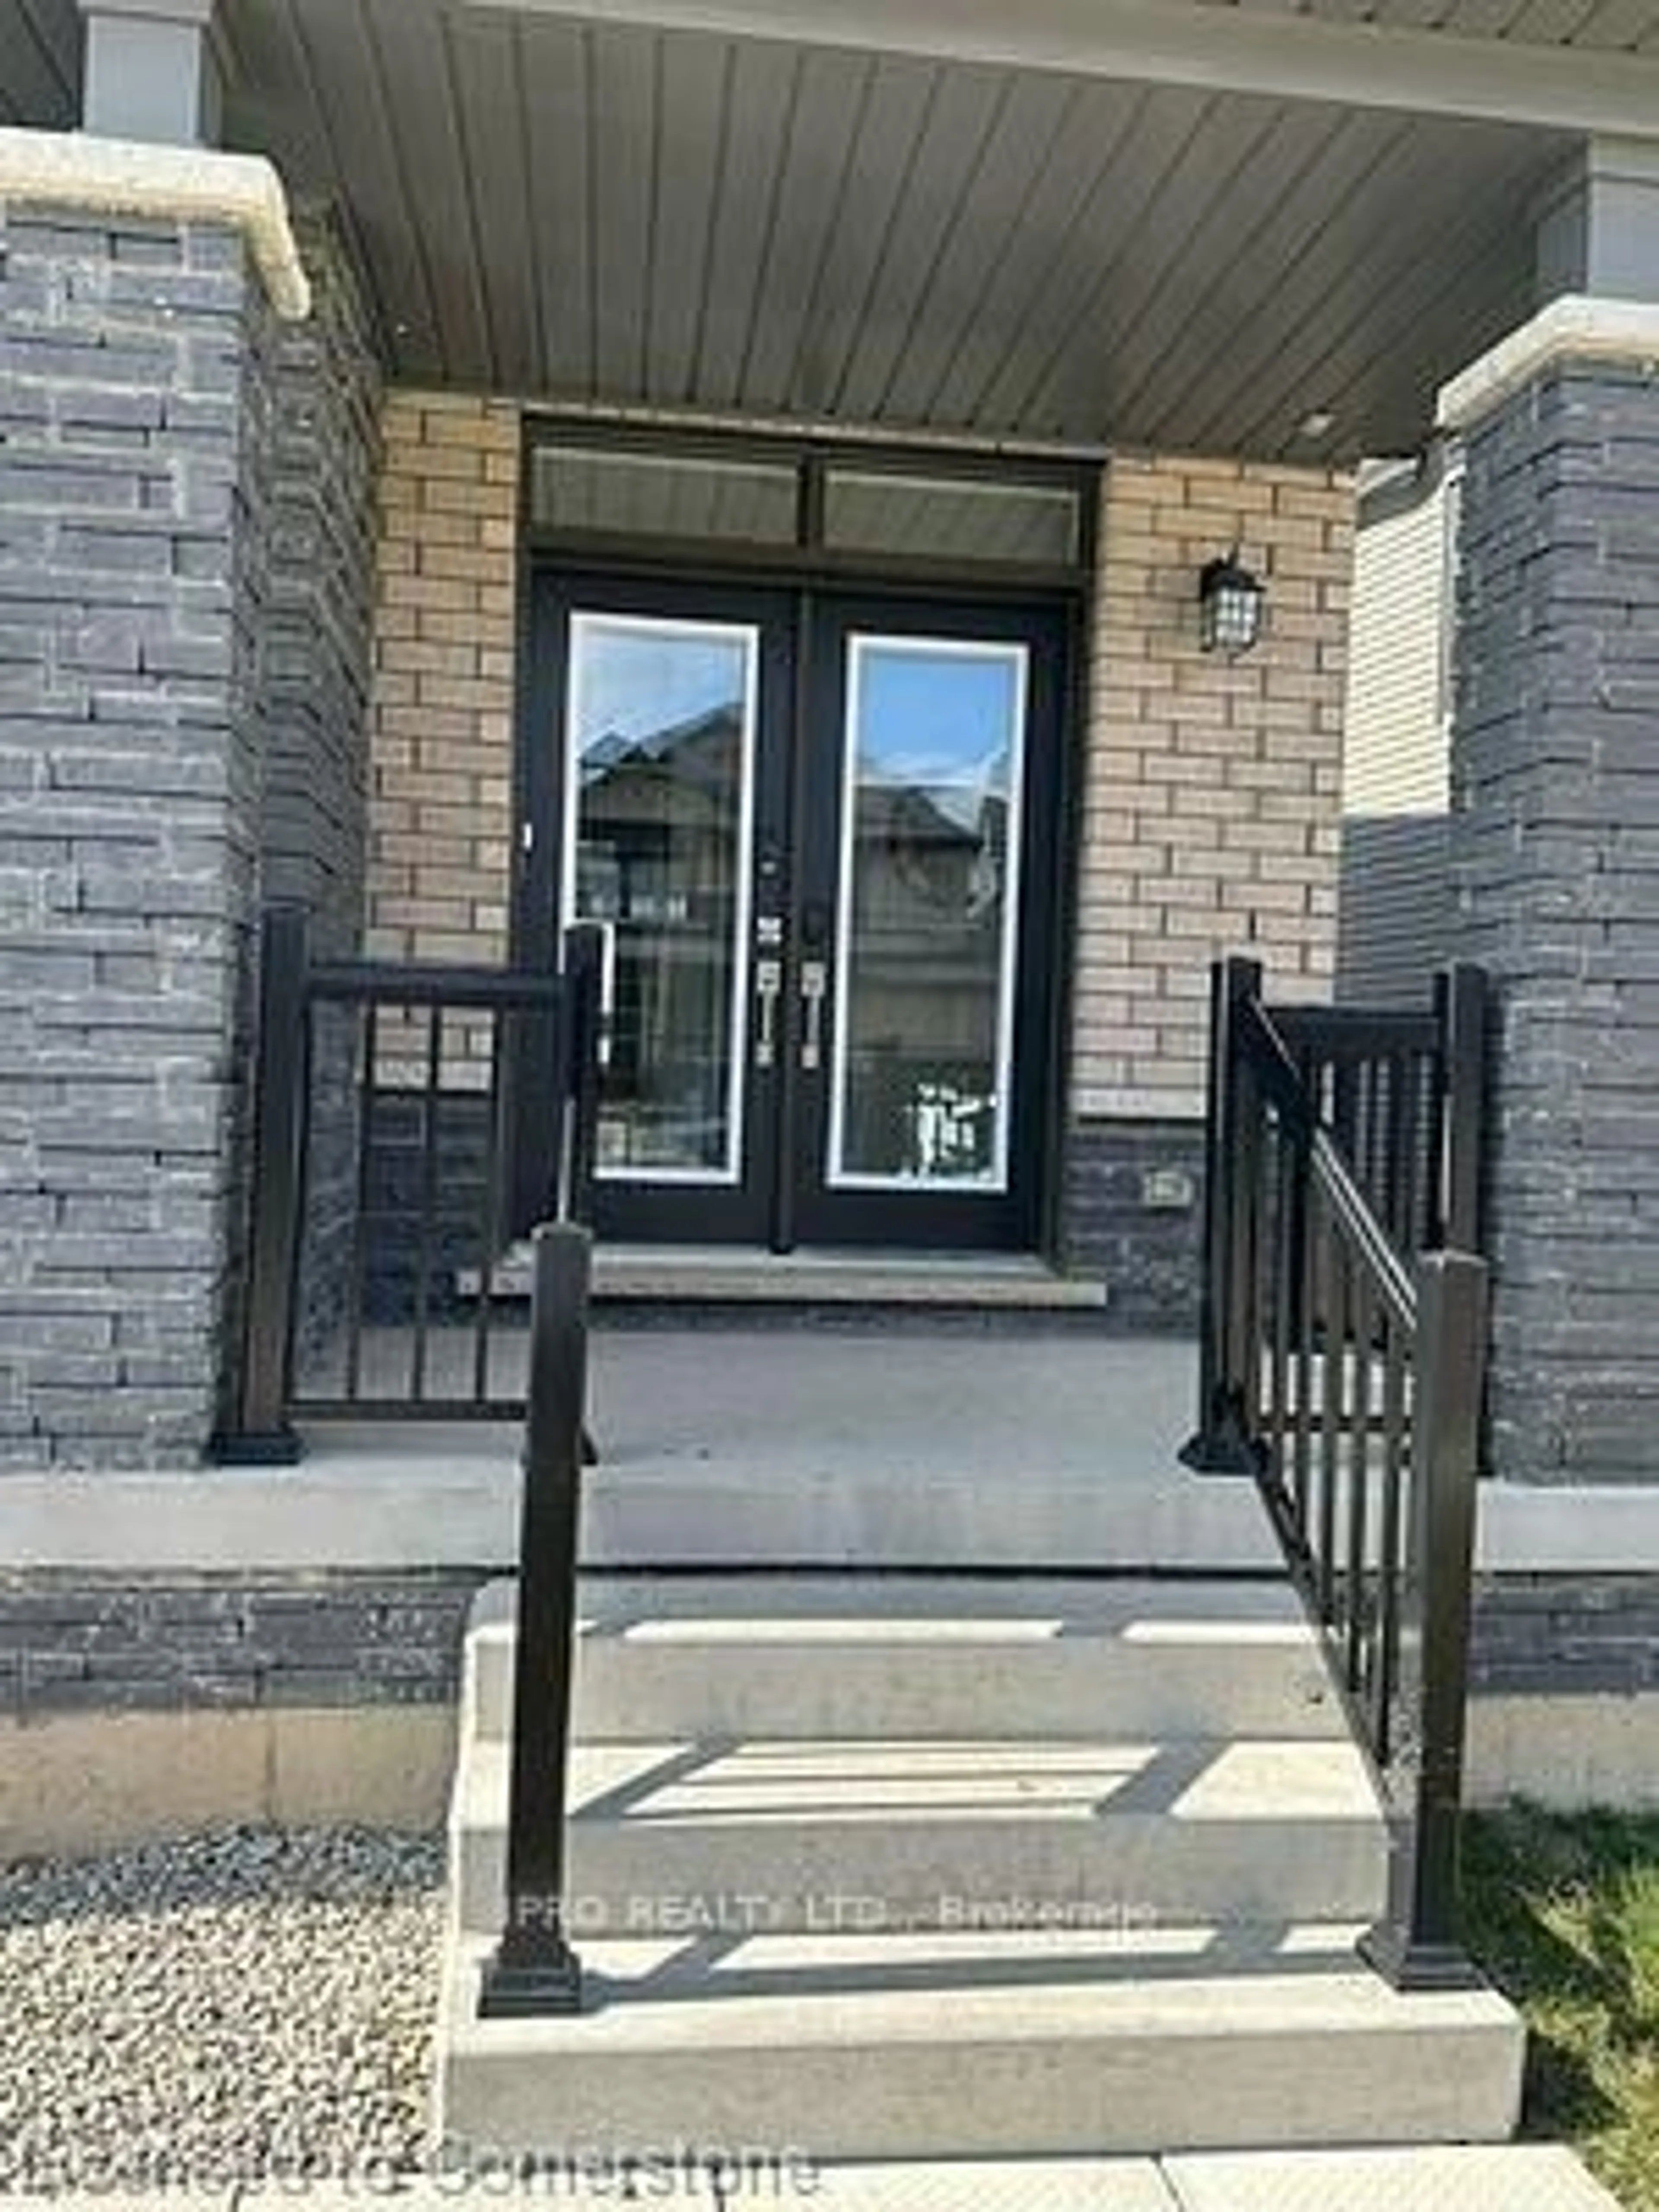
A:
0 208 276 1468
1063 453 1353 1319
1072 453 1354 1122
366 392 519 971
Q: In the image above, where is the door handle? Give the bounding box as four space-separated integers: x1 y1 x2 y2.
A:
800 960 828 1071
754 957 783 1070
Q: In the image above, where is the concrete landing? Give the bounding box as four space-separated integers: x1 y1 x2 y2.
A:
299 1329 1271 1571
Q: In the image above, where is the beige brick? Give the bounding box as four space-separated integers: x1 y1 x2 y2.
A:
1071 448 1353 1120
376 896 474 932
420 543 512 584
365 390 519 1066
423 476 511 516
379 638 480 677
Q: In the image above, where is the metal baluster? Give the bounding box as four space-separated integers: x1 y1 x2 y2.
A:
343 999 378 1406
1267 1107 1295 1503
1354 1054 1374 1216
1290 1131 1316 1545
1317 1213 1346 1627
473 1011 506 1405
1372 1305 1409 1764
410 1005 443 1404
1345 1267 1373 1694
1367 1054 1390 1222
1380 1049 1408 1252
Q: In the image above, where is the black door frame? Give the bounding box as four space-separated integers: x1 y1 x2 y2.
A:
515 558 1083 1258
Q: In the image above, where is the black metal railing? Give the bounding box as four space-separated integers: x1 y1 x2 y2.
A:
480 1220 591 2018
215 905 604 1462
1183 955 1492 1991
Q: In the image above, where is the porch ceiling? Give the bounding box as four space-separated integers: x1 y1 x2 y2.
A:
1194 0 1659 48
3 0 1571 459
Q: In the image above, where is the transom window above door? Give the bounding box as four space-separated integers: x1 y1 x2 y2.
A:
526 428 1094 586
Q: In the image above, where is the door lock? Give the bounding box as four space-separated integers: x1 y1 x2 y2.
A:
800 960 828 1071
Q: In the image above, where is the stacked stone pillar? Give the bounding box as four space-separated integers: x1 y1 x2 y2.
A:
0 100 321 1464
1444 305 1659 1486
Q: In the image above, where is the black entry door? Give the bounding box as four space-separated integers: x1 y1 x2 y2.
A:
527 572 795 1244
787 597 1065 1252
527 574 1064 1252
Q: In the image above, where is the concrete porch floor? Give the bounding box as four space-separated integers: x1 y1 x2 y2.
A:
586 1325 1195 1487
303 1325 1198 1487
282 1327 1279 1573
0 1328 1280 1575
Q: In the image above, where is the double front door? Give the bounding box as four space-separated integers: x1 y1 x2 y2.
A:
525 574 1065 1251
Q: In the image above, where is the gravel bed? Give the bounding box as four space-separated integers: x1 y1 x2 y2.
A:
0 1826 445 2190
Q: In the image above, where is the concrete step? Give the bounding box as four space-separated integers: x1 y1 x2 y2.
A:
449 1731 1386 1936
437 1921 1525 2160
462 1242 1111 1309
464 1576 1339 1744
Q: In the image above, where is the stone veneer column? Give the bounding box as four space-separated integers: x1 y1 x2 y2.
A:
258 212 383 1363
1443 300 1659 1487
0 138 308 1466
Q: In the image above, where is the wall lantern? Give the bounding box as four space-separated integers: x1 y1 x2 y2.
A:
1198 549 1266 658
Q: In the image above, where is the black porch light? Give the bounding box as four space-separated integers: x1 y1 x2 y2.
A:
1198 548 1266 658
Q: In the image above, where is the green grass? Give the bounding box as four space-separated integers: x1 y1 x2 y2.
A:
1460 1805 1659 2211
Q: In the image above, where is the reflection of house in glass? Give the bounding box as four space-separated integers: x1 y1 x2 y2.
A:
841 760 1011 1185
577 698 744 1177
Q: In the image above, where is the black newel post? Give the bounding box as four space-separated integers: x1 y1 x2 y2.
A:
1182 954 1265 1475
1360 1246 1488 1992
215 903 309 1465
479 1220 592 2019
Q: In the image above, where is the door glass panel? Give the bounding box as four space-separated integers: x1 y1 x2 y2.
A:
563 613 757 1183
829 636 1027 1191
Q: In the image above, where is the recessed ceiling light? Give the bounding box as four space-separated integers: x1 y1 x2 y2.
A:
1297 409 1337 441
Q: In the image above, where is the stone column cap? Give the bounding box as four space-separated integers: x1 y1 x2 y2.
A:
0 124 309 318
1439 290 1659 432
